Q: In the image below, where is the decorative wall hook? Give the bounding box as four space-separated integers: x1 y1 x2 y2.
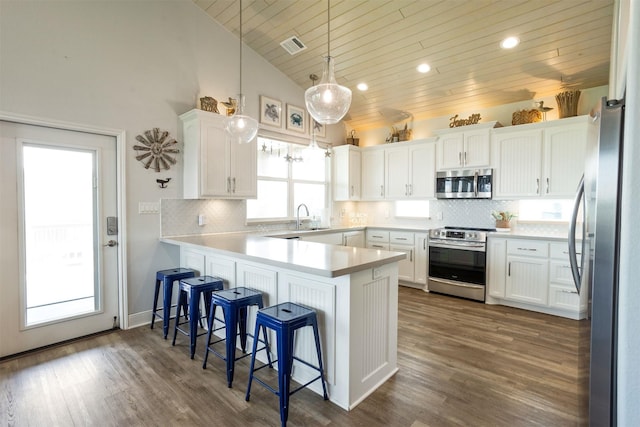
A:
156 178 171 188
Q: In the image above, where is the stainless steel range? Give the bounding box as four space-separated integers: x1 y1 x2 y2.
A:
427 227 493 302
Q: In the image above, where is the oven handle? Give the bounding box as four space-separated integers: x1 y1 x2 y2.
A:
428 241 486 252
428 277 485 290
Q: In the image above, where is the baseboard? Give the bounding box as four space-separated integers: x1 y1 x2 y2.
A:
128 310 152 329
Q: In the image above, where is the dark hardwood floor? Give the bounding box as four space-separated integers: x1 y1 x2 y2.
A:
0 287 590 426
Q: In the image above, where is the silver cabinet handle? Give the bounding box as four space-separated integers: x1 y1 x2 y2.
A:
536 178 540 194
371 244 384 248
409 249 413 262
350 185 354 197
232 177 236 193
227 177 231 193
423 238 426 250
396 237 408 241
458 152 462 165
409 184 413 195
380 185 384 197
517 247 537 251
546 177 550 194
508 261 511 276
464 151 467 165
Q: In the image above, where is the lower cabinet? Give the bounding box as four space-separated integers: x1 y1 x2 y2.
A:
365 229 427 288
301 230 365 247
487 237 587 319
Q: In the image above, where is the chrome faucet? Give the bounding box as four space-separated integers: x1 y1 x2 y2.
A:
296 203 310 230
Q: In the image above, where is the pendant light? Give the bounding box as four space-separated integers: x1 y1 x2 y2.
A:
226 0 259 144
307 74 320 152
304 0 352 125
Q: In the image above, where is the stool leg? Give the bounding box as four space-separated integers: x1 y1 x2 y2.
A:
225 305 238 387
311 319 329 400
188 288 199 359
202 302 217 369
162 278 174 339
172 290 186 346
239 306 248 353
277 326 294 427
245 319 262 401
151 279 161 329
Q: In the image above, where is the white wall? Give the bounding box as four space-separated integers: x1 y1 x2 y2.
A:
0 0 342 319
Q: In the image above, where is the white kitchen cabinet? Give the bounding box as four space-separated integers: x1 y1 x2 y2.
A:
333 145 361 201
366 229 390 250
505 239 549 306
301 230 364 247
487 237 507 298
390 232 415 283
493 128 544 198
413 233 428 285
343 230 365 247
436 128 493 169
493 116 592 199
361 147 385 200
548 242 588 313
385 139 436 200
180 109 257 199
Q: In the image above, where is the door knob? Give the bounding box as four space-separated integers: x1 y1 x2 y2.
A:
104 240 118 247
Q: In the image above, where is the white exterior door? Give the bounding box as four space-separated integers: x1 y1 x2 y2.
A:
0 121 120 357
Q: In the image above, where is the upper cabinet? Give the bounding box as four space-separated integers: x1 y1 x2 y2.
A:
434 121 500 170
492 116 592 199
180 109 257 199
361 147 386 200
385 139 436 199
333 144 361 201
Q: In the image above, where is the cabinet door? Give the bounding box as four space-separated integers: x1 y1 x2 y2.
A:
228 138 257 198
487 238 507 298
205 255 236 289
543 124 587 197
361 149 385 200
385 146 409 199
344 231 365 247
414 233 428 285
300 232 343 245
390 244 414 282
505 255 549 305
333 146 360 201
439 133 464 169
464 129 491 167
200 120 230 197
494 129 543 198
409 143 436 198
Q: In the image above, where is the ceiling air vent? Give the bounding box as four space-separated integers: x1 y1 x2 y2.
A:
280 36 307 55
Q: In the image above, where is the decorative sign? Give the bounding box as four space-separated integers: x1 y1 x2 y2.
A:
449 113 481 128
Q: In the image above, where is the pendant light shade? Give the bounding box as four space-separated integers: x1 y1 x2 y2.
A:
226 0 258 144
304 0 352 125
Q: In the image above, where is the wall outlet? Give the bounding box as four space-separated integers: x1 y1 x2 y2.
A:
340 208 346 218
198 214 207 226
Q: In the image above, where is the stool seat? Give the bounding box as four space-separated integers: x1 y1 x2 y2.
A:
151 268 196 339
172 276 224 358
246 302 328 427
203 287 272 388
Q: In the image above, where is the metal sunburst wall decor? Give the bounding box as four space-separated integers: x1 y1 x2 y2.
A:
133 128 179 172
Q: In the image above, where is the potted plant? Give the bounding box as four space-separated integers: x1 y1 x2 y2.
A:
491 211 517 230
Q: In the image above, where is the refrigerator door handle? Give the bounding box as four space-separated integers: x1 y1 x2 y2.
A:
568 175 584 292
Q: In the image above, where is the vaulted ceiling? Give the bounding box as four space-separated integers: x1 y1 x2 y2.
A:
194 0 613 131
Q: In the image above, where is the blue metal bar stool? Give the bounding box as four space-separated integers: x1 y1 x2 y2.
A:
151 268 196 339
172 276 224 359
245 302 328 427
203 287 272 388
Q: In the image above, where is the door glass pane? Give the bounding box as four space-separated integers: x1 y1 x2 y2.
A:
22 145 98 326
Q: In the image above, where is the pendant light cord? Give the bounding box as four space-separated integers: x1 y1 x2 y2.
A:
239 0 243 95
327 0 330 58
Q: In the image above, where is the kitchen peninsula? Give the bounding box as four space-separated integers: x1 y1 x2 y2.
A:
160 232 406 410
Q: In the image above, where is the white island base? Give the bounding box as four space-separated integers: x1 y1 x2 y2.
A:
166 237 400 411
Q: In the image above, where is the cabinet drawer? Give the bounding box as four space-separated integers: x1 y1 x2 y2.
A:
549 285 580 310
507 240 548 258
549 260 577 287
367 242 390 250
549 242 582 260
366 230 390 243
390 231 414 244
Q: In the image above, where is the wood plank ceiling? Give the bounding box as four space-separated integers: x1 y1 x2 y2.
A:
194 0 613 131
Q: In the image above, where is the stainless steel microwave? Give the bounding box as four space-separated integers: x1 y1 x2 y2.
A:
435 169 492 199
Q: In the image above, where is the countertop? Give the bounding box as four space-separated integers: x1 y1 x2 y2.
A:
160 233 406 278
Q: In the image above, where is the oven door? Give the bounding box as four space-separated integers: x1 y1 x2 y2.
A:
428 242 486 285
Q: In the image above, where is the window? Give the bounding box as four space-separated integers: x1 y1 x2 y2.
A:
395 200 430 218
518 199 574 221
247 137 329 221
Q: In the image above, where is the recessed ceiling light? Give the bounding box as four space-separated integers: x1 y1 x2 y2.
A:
500 36 520 49
357 82 368 91
417 63 431 73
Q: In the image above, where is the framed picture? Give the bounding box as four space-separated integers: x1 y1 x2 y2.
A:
311 119 325 138
286 104 306 133
259 95 282 127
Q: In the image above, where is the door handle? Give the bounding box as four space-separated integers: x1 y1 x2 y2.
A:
104 240 118 247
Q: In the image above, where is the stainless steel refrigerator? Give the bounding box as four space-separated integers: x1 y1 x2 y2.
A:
569 96 625 426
